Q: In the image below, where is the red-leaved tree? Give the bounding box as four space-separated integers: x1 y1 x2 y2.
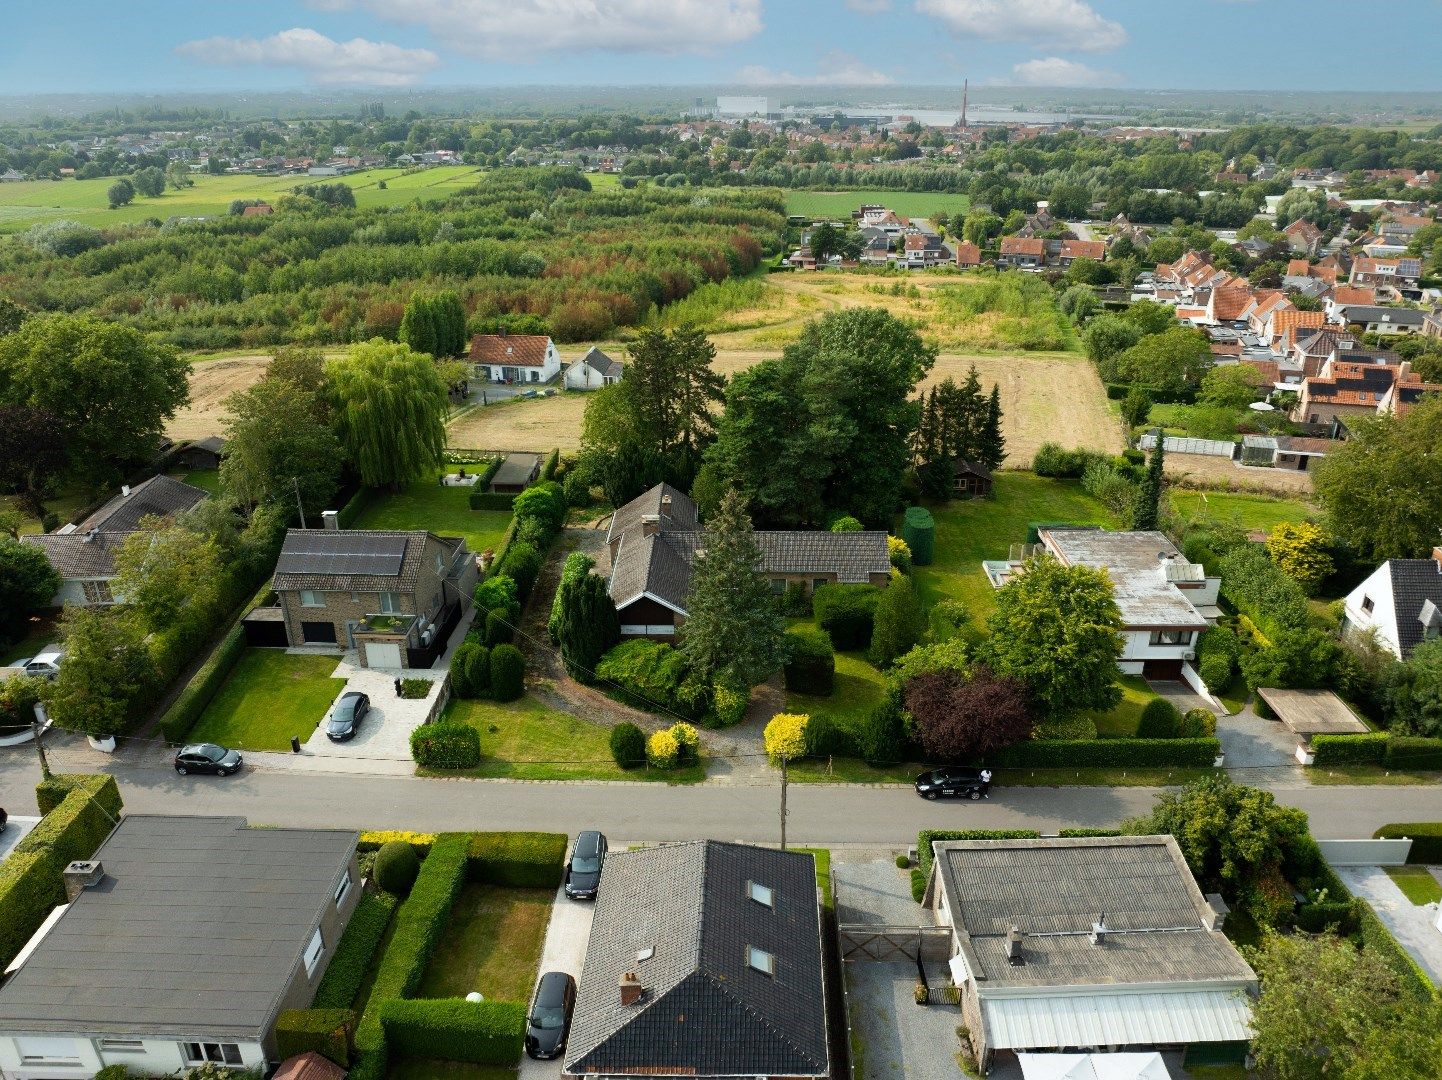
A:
905 666 1033 761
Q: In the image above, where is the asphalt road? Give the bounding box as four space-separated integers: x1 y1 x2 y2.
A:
3 748 1438 845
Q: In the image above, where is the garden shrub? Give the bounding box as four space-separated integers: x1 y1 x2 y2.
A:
1309 732 1387 766
888 535 912 574
483 609 513 648
474 575 520 624
609 722 646 769
1058 828 1125 838
94 1067 132 1080
764 713 809 763
34 772 121 818
468 490 515 511
373 841 422 896
813 583 880 651
380 998 526 1066
515 515 551 549
159 624 246 744
549 552 596 643
358 831 435 855
450 642 490 699
910 868 927 903
500 541 542 601
988 738 1220 768
595 639 708 721
1199 653 1233 694
1033 443 1107 479
929 599 969 640
275 1008 355 1066
858 699 907 766
901 507 935 566
489 644 525 702
647 728 679 769
466 832 567 887
710 683 747 727
781 581 809 616
869 574 926 668
830 515 863 532
1216 540 1312 641
1383 737 1442 770
1136 697 1182 739
783 628 835 695
1181 708 1217 738
314 892 398 1009
1293 901 1357 934
410 721 482 770
0 848 64 970
1374 822 1442 864
669 722 701 766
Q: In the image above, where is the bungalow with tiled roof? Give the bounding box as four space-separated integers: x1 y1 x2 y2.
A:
998 236 1046 269
469 332 561 384
953 240 982 268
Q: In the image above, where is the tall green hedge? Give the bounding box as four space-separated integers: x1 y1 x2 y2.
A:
466 832 567 888
159 624 247 744
988 738 1220 769
813 583 880 651
314 892 398 1010
410 722 482 769
901 506 935 566
783 627 835 695
275 1008 355 1066
1374 823 1442 865
35 773 121 818
1356 900 1437 1001
0 848 64 970
17 785 119 867
1310 732 1388 766
469 490 516 511
1384 737 1442 770
336 486 376 530
380 998 526 1065
539 448 561 481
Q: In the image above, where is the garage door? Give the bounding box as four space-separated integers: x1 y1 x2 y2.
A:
301 621 338 644
1143 658 1184 679
365 642 404 669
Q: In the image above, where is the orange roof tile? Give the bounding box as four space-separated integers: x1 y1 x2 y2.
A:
469 333 553 367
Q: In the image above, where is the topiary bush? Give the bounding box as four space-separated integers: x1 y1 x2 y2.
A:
813 583 880 651
373 841 421 896
901 507 935 566
784 627 835 695
500 541 542 601
1136 697 1182 739
489 644 525 702
609 721 646 769
380 998 526 1066
410 721 482 770
450 642 490 699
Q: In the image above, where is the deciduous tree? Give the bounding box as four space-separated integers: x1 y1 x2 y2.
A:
221 376 342 517
905 666 1032 761
44 607 156 740
1266 521 1335 594
1114 326 1212 393
112 516 223 634
328 340 447 490
107 178 134 208
0 538 59 645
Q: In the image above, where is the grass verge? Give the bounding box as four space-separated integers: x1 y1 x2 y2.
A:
188 648 344 750
1308 766 1442 786
1387 865 1442 905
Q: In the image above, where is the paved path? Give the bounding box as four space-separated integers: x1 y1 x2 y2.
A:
1338 866 1442 986
519 880 594 1080
834 853 926 926
1218 702 1300 770
848 962 965 1080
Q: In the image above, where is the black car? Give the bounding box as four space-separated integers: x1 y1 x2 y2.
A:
565 830 608 900
914 766 992 800
525 970 577 1060
326 691 371 742
174 743 244 776
0 807 7 833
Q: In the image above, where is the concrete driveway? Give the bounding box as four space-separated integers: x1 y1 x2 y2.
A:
0 816 39 865
302 669 445 762
834 852 926 926
848 962 966 1080
1338 866 1442 985
519 881 595 1080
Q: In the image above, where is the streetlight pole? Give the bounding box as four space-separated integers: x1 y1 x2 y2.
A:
32 716 51 780
779 754 789 851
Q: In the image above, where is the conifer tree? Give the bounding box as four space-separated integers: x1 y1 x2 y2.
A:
979 384 1007 470
557 571 620 682
1133 428 1165 531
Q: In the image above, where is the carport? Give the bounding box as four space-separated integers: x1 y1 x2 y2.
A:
1257 687 1370 764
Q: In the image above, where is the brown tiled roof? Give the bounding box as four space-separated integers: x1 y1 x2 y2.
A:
1000 236 1045 256
954 241 981 265
273 1053 346 1080
1286 259 1310 277
1242 359 1281 383
1211 285 1252 321
468 333 552 366
1060 239 1106 261
1284 218 1323 240
1332 285 1376 305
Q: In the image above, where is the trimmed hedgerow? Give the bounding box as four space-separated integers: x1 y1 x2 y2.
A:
410 721 482 769
380 998 526 1066
17 784 118 867
1310 732 1387 766
917 829 1042 882
357 831 435 856
1383 737 1442 771
465 832 567 888
35 772 121 818
0 848 65 970
275 1008 355 1066
1356 899 1437 1000
1374 822 1442 865
987 738 1219 769
314 892 398 1010
158 624 246 745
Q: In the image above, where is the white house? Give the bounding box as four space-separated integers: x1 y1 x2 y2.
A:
468 332 562 384
563 346 624 390
1342 548 1442 658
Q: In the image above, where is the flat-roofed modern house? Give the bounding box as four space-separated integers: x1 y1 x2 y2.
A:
270 526 477 668
564 840 829 1079
0 815 360 1080
923 835 1256 1073
605 484 891 639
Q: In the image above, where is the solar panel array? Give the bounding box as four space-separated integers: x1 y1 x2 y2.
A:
275 532 409 577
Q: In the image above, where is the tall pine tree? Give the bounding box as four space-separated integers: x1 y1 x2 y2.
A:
979 384 1006 470
1133 429 1165 531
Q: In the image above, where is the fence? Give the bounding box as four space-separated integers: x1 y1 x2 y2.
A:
1137 434 1238 458
1318 838 1414 867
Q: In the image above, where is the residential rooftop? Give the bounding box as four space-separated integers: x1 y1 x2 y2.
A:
1040 528 1210 629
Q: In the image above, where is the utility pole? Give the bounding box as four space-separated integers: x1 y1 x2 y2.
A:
32 716 51 780
779 754 789 851
293 477 307 529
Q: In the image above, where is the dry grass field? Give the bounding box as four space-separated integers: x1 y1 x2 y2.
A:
166 355 271 441
446 393 591 453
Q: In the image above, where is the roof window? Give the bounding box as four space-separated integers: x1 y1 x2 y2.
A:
748 881 774 908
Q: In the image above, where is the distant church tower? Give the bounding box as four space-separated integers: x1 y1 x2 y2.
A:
960 79 968 131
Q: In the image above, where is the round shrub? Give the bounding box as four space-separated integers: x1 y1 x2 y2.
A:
784 627 835 695
609 722 646 769
669 722 701 766
502 541 543 600
373 840 421 896
647 728 679 769
1136 697 1182 739
896 853 911 869
451 641 490 698
805 712 838 756
813 583 881 652
1198 653 1232 694
830 515 863 532
764 712 809 763
711 682 747 727
489 644 525 702
484 609 513 647
1181 707 1217 738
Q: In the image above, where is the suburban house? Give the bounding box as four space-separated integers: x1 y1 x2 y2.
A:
1292 361 1441 424
1349 256 1422 294
1330 304 1426 336
269 526 477 667
489 453 541 494
986 528 1219 686
998 237 1046 269
953 241 982 268
1055 239 1107 267
175 436 227 472
563 840 829 1080
605 484 891 638
563 346 624 390
1342 548 1442 658
1283 218 1324 256
902 231 948 268
951 459 994 498
923 835 1255 1073
0 815 360 1079
22 475 209 607
469 332 562 384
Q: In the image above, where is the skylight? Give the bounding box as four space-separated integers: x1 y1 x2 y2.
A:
748 880 774 908
747 946 775 976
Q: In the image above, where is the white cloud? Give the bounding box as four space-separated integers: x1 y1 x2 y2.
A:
302 0 356 10
354 0 763 59
914 0 1127 52
176 28 440 86
845 0 893 12
1008 56 1122 86
737 50 895 86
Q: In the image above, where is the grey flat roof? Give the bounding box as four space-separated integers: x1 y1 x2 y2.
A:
0 816 357 1040
492 453 541 488
1257 688 1369 736
1041 529 1209 629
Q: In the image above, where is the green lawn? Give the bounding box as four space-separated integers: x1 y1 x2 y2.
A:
1170 491 1318 534
3 486 94 536
796 847 833 909
431 696 705 783
170 470 223 495
417 884 550 1001
786 647 889 734
911 472 1119 621
353 477 512 559
1083 675 1156 738
1386 865 1442 905
784 190 970 220
188 649 345 750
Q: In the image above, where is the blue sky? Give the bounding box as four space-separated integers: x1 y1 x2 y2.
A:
2 0 1440 95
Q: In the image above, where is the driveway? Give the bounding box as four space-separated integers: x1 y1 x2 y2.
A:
1218 704 1301 772
848 962 966 1080
0 816 38 864
302 668 446 762
834 851 928 926
1338 866 1442 986
519 881 595 1080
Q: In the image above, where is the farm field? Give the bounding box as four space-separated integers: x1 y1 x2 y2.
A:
166 355 271 441
784 189 970 220
0 165 484 231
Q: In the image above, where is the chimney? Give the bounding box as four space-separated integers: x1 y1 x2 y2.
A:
1005 926 1024 966
619 971 644 1006
321 510 340 531
83 528 99 544
1203 893 1230 931
1089 914 1108 946
640 513 662 538
63 860 104 902
121 484 131 497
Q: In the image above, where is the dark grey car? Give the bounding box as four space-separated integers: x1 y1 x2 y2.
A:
525 970 577 1059
326 692 371 742
174 743 243 776
565 830 608 900
914 766 992 800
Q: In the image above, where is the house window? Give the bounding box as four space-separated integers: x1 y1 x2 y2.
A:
378 592 401 614
813 578 828 591
300 590 324 608
335 868 352 906
82 579 115 604
1148 630 1193 647
748 881 774 908
747 946 775 976
770 579 786 595
183 1043 242 1066
99 1040 146 1054
1361 596 1375 615
303 927 325 977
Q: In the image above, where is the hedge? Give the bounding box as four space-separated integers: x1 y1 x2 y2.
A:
1374 823 1442 865
314 892 399 1009
17 784 119 867
469 490 516 511
410 721 482 769
466 832 568 888
0 848 64 970
1310 732 1387 766
336 486 376 530
783 627 835 695
1293 902 1356 933
917 829 1041 881
275 1008 355 1066
1357 899 1437 1001
158 623 247 744
813 583 880 651
1057 828 1124 838
35 773 121 818
988 738 1220 769
539 448 561 481
1384 737 1442 771
380 998 526 1066
901 507 935 566
358 831 435 856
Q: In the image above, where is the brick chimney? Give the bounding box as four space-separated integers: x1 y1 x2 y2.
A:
63 860 104 902
640 514 662 538
619 971 644 1006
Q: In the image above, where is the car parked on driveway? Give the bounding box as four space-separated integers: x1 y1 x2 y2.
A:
174 743 244 776
914 766 992 800
525 970 577 1060
13 648 63 680
565 830 608 900
326 691 371 742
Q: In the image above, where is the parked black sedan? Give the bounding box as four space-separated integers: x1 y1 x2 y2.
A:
914 766 992 800
525 970 577 1060
326 691 371 742
564 830 608 900
174 743 244 776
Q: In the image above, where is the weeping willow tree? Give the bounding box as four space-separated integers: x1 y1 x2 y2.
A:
329 339 448 490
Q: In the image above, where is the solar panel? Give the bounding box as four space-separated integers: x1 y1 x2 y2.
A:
275 533 409 577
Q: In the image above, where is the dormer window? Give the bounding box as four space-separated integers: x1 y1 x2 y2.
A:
747 946 775 976
748 881 774 908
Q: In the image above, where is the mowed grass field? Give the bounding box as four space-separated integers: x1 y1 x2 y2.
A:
784 189 970 220
0 165 485 232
